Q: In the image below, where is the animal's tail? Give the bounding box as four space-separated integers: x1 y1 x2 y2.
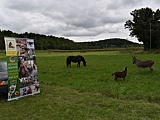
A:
112 73 115 76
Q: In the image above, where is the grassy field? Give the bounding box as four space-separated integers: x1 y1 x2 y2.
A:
1 50 160 120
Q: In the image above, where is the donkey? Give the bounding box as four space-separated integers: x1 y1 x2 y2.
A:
132 56 154 72
112 67 128 81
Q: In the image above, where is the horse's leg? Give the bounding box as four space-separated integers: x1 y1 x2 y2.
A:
77 62 80 67
114 76 117 81
67 63 71 67
149 67 153 72
67 62 71 67
68 62 71 67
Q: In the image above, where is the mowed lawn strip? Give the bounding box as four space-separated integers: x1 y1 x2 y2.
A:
1 84 160 120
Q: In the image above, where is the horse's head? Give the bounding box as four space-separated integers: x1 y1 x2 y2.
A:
80 56 86 66
124 67 128 72
83 61 86 66
132 56 137 64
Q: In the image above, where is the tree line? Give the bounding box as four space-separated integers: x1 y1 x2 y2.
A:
0 30 138 50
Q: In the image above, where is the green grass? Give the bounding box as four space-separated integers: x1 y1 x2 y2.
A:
1 50 160 120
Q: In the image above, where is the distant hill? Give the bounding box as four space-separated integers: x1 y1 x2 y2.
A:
97 38 138 47
0 30 140 50
78 38 139 49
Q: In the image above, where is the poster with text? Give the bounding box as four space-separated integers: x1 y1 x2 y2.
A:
7 56 20 101
4 37 40 101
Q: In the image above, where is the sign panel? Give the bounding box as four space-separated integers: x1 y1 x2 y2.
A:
4 37 17 56
7 56 19 100
4 37 40 101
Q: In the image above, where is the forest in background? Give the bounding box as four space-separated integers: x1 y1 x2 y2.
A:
0 30 140 50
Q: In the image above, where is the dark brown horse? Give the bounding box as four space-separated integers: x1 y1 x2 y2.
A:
66 55 86 67
112 67 128 81
132 56 154 72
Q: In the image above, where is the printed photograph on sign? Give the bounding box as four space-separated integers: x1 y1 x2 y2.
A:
9 56 15 62
27 39 35 49
16 38 28 56
27 39 36 60
7 41 16 49
8 83 17 99
18 59 38 82
17 38 40 97
4 37 17 56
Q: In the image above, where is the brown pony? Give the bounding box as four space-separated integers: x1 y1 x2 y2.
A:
132 56 154 72
112 67 128 81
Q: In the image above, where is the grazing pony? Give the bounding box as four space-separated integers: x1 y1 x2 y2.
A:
66 55 86 67
132 56 154 72
112 67 128 81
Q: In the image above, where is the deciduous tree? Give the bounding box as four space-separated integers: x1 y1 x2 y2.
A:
125 7 160 50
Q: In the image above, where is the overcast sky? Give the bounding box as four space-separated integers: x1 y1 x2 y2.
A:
0 0 160 43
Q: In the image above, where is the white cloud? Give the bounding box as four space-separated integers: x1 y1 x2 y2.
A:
0 0 160 43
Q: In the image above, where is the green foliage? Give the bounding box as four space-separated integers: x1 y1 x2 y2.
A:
0 30 139 50
84 38 139 49
125 7 160 50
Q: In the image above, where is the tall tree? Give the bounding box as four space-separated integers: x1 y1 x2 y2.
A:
125 7 160 50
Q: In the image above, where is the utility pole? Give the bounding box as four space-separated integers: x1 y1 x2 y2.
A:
149 21 151 51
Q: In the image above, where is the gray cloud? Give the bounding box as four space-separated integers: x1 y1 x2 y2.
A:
0 0 160 43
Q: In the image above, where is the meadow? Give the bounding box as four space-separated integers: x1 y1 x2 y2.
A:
0 49 160 120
